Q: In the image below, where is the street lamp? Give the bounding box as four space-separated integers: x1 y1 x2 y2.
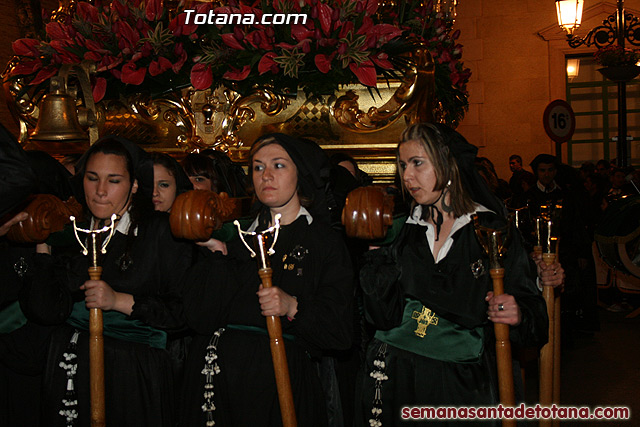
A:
556 0 640 167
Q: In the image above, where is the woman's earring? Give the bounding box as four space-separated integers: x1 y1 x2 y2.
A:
442 184 453 213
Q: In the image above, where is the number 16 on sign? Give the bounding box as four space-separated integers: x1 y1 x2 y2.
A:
543 99 576 144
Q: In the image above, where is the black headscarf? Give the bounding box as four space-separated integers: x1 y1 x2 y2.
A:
431 124 506 217
70 135 154 206
172 157 194 197
251 133 333 227
0 123 37 220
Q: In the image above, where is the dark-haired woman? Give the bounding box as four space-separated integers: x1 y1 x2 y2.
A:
20 136 192 426
151 152 193 212
179 134 354 426
356 123 548 426
181 152 221 192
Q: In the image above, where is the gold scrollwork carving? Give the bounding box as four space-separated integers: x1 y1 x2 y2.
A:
331 43 435 132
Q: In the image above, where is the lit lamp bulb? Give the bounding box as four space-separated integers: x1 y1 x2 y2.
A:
566 58 580 79
556 0 584 35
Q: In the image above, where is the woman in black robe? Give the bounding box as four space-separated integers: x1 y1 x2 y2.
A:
179 133 354 426
356 123 548 426
19 136 192 426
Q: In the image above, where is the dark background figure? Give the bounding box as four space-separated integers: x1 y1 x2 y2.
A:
595 159 612 180
0 122 37 221
330 153 373 188
150 152 193 212
476 156 512 202
181 152 222 192
607 167 636 201
508 154 535 202
1 149 75 427
201 148 250 198
523 154 598 338
60 153 83 175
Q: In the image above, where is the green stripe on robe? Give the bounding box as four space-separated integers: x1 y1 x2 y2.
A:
67 301 167 349
0 301 28 334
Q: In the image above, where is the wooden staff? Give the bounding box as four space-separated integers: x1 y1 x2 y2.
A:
235 218 297 427
540 234 560 427
88 262 106 427
539 250 556 427
552 290 561 427
473 218 516 427
551 231 562 427
258 266 297 427
490 267 517 411
71 216 116 427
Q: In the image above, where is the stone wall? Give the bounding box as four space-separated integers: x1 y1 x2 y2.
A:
455 0 640 180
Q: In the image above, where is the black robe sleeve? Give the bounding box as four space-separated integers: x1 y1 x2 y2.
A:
182 219 354 353
20 214 193 331
502 227 549 349
19 252 74 325
127 217 193 330
359 245 404 330
285 228 354 352
181 248 241 336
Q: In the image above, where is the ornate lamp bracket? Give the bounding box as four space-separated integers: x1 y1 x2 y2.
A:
566 7 640 48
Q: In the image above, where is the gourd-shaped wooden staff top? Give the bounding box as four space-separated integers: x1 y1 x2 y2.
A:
6 194 83 243
341 186 395 239
169 190 239 240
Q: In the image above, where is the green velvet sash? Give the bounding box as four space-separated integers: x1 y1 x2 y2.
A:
375 299 484 363
0 301 27 334
66 301 167 349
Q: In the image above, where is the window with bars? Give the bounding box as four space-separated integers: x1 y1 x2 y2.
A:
565 54 640 167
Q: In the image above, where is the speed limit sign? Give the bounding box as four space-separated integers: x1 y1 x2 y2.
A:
543 99 575 143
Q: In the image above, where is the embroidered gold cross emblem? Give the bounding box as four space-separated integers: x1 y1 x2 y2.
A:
411 306 439 338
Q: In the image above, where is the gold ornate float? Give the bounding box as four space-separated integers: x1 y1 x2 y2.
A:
2 0 468 183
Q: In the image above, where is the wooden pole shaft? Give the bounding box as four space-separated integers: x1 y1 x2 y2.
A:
490 268 516 427
258 268 297 427
552 295 561 427
539 253 556 427
88 266 106 427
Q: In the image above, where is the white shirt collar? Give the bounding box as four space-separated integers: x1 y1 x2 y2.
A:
247 206 313 232
90 210 135 236
406 204 493 263
536 180 559 193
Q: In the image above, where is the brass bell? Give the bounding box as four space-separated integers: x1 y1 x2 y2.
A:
29 75 89 143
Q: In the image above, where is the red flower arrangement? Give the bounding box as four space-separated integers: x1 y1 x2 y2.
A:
9 0 471 124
